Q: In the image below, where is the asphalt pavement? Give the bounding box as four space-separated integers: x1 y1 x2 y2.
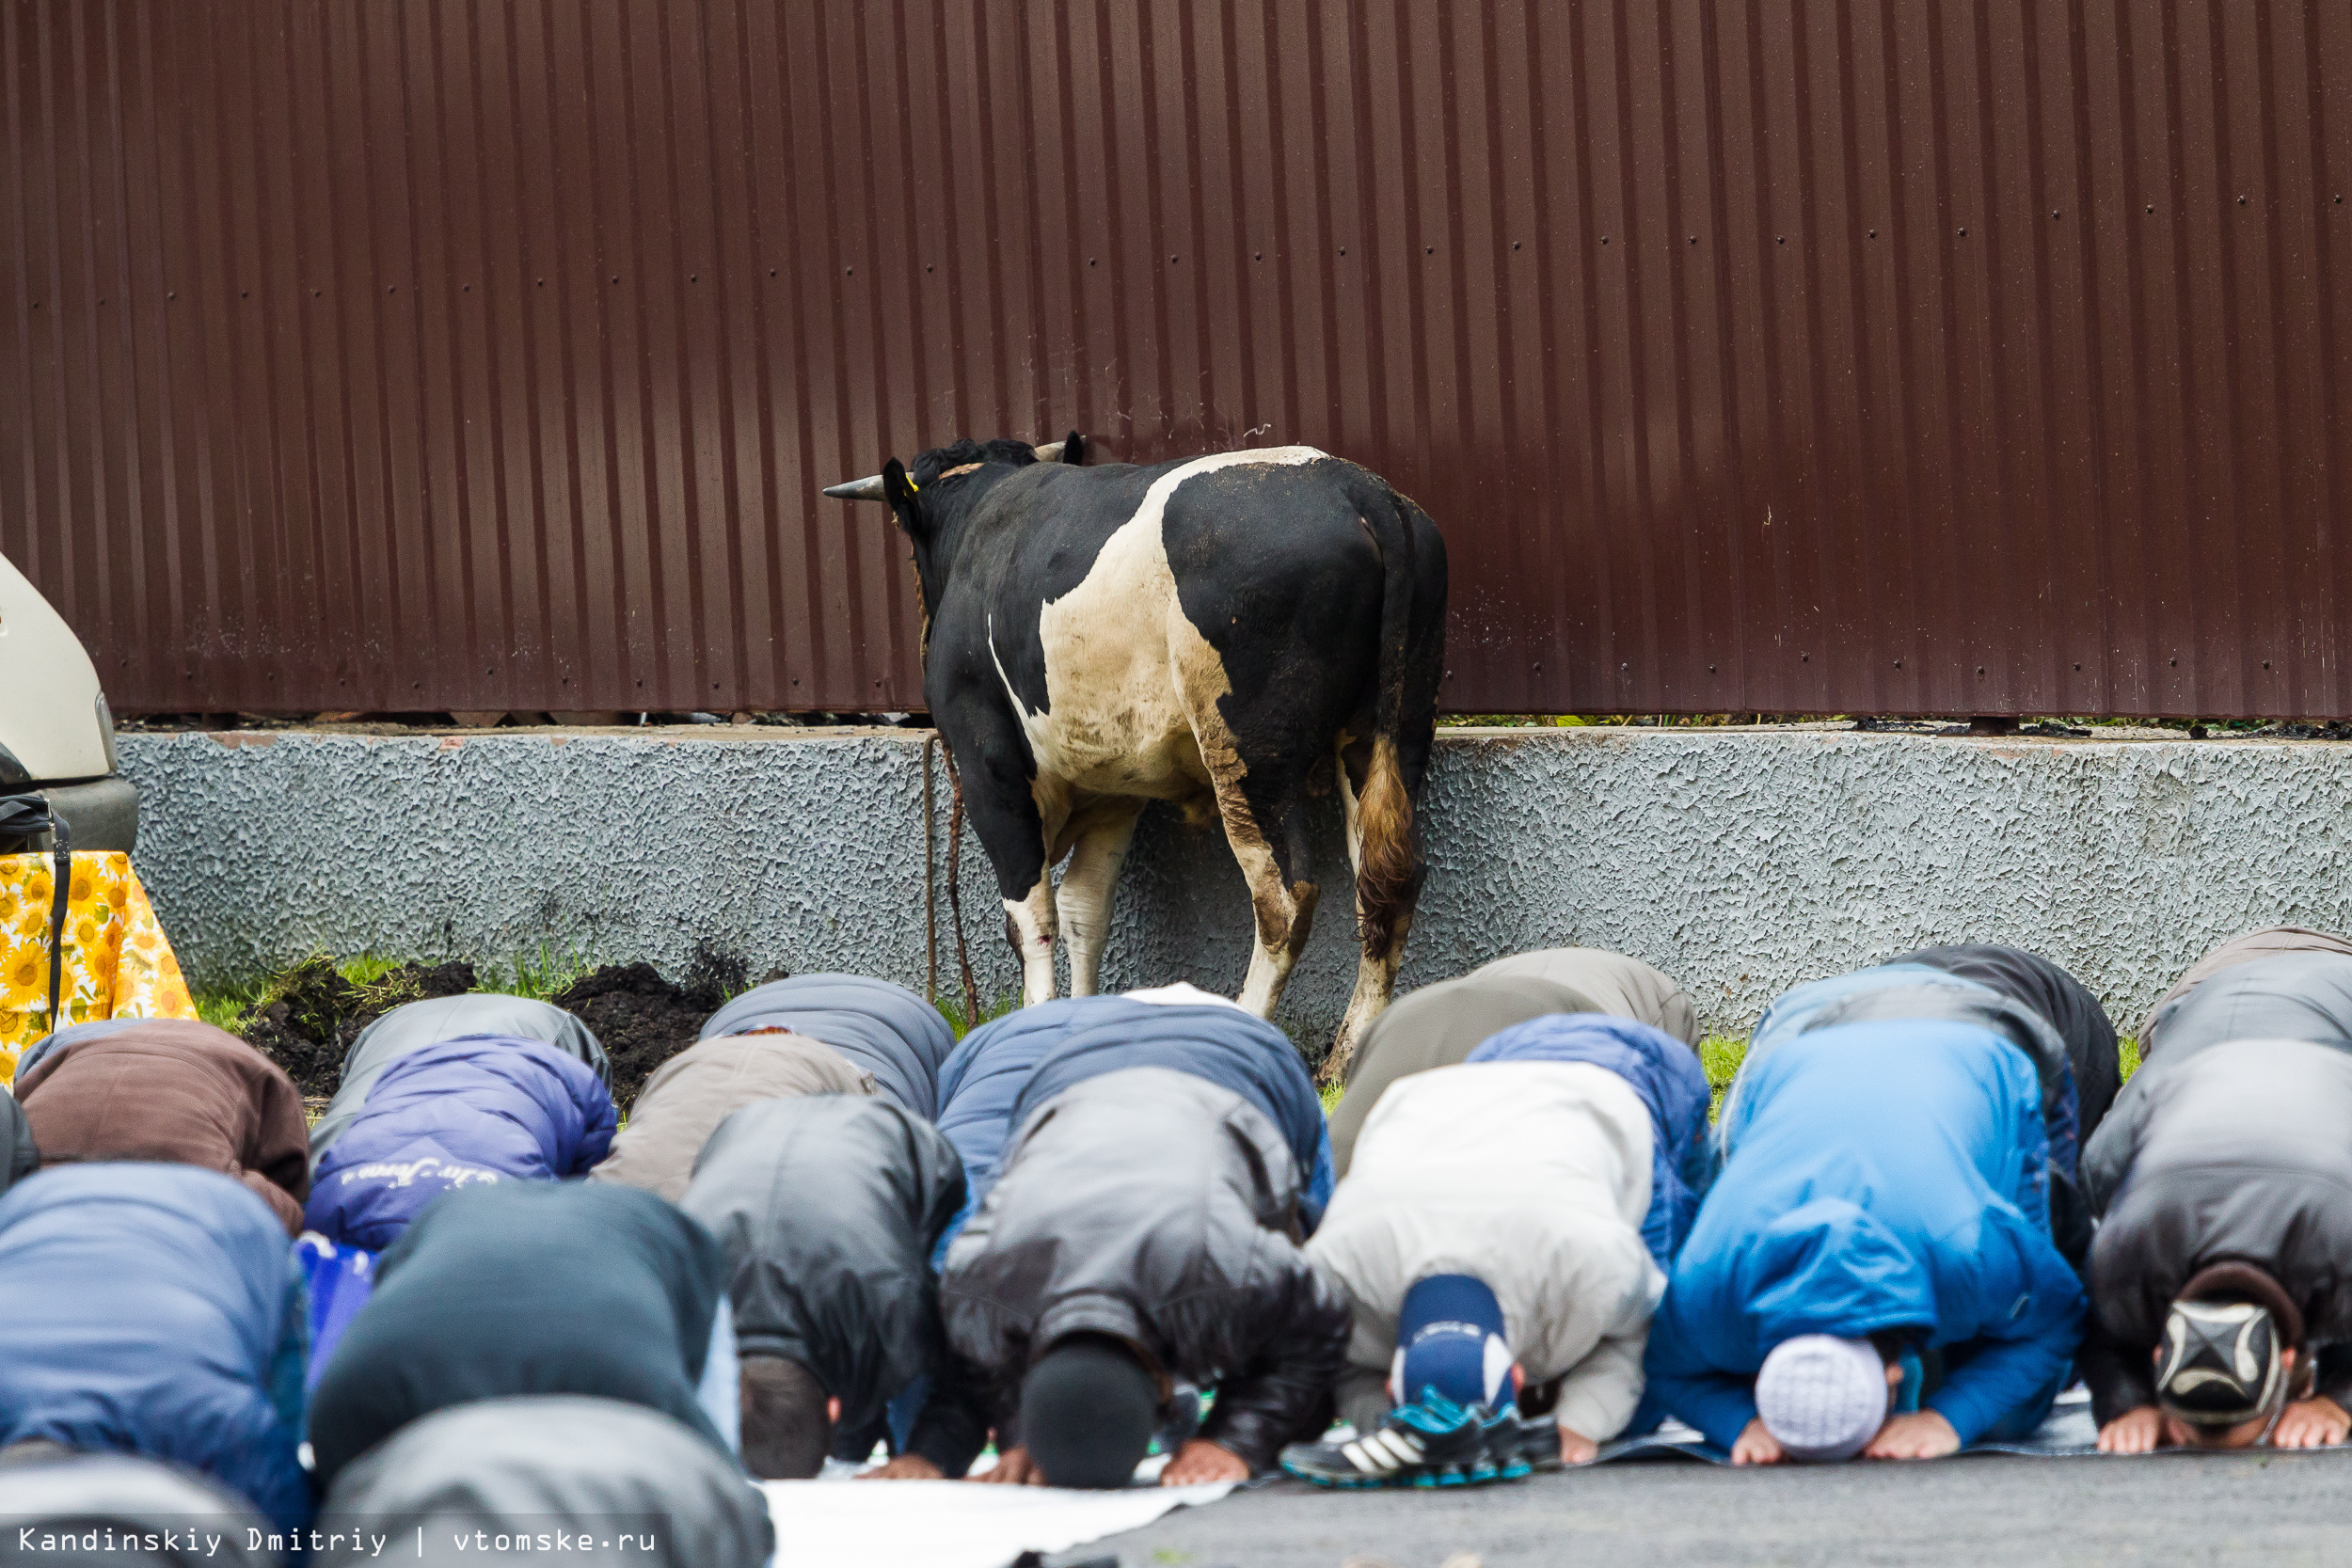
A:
1055 1448 2352 1568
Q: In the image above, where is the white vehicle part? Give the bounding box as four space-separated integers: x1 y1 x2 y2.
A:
0 552 113 783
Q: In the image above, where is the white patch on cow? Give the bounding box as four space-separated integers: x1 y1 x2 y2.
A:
986 446 1327 799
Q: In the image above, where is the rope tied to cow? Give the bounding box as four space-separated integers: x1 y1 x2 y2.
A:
940 743 981 1029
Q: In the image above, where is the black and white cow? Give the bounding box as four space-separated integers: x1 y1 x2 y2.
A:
826 435 1446 1074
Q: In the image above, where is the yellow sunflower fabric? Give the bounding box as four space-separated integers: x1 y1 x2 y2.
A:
0 851 196 1080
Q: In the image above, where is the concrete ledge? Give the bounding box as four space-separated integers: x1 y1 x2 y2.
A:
117 725 2352 1045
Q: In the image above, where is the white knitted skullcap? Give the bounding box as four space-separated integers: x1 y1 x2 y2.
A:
1756 1335 1888 1462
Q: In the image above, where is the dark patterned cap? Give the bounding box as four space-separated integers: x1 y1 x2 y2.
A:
2156 1299 2284 1427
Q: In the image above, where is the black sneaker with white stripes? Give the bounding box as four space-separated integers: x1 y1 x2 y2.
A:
1280 1392 1520 1489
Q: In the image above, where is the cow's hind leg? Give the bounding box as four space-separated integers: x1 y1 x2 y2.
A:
1056 798 1146 997
1327 732 1418 1082
1219 786 1319 1018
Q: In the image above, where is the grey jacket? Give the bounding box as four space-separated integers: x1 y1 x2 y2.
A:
2138 927 2352 1051
310 995 607 1169
2081 1036 2352 1422
2139 950 2352 1065
921 1066 1350 1477
0 1450 275 1567
315 1396 772 1568
679 1095 964 1429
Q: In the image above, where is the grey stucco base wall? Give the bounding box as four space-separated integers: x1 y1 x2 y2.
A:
118 726 2352 1046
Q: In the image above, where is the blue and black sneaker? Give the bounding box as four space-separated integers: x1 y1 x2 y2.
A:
1477 1404 1549 1477
1280 1391 1520 1489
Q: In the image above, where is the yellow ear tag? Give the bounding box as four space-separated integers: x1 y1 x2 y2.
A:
903 473 920 494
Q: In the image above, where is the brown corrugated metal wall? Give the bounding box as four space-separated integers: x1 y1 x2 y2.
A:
6 1 2351 719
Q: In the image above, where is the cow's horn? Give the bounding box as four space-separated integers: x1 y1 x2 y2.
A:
821 473 889 501
1031 440 1065 462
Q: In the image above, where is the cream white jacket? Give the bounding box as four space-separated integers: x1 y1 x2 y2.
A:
1307 1060 1664 1441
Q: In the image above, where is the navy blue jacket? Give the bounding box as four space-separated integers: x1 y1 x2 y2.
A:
698 974 955 1118
0 1164 309 1531
305 1037 617 1251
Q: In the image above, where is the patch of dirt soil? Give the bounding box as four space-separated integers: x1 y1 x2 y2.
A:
241 958 479 1098
550 961 745 1111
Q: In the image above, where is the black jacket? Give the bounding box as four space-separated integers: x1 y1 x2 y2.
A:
1897 943 2122 1141
2080 1036 2352 1422
680 1095 966 1430
307 1181 726 1487
916 1066 1349 1477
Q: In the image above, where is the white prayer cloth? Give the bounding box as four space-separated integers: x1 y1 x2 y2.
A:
761 1475 1234 1568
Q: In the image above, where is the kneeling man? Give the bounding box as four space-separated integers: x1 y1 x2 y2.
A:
892 1000 1349 1488
2083 946 2352 1451
1289 1013 1708 1482
305 996 617 1252
1646 1010 2084 1463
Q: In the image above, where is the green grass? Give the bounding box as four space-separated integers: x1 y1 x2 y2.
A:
193 976 269 1035
1701 1034 1746 1122
475 940 594 1003
191 945 598 1032
933 990 1020 1040
2120 1036 2141 1083
332 953 409 988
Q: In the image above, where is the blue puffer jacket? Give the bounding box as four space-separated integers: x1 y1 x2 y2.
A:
1467 1013 1711 1263
698 974 956 1118
305 1037 618 1252
935 998 1333 1255
1645 1020 2086 1449
0 1164 310 1532
1729 961 2093 1260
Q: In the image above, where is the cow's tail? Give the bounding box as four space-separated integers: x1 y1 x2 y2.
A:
1352 481 1436 961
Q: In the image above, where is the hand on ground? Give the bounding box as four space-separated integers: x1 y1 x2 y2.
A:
2096 1406 2167 1454
1558 1426 1599 1465
2273 1398 2352 1449
1729 1418 1784 1465
859 1454 944 1481
1162 1437 1250 1486
970 1447 1043 1484
1864 1410 1961 1460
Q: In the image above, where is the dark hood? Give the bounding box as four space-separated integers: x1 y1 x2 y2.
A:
306 1181 726 1489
